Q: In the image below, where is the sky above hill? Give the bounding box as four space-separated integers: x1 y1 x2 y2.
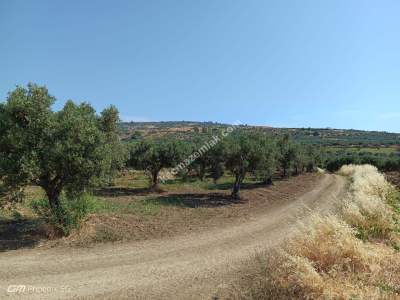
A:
1 1 399 132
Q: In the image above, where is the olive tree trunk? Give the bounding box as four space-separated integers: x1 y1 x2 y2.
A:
44 183 64 225
150 169 161 190
264 176 273 185
231 173 243 200
198 165 206 181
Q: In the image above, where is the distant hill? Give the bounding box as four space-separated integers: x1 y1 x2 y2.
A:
119 121 400 147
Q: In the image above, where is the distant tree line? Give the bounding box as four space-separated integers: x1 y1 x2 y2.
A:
325 151 400 173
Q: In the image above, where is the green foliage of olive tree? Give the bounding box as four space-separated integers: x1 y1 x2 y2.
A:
191 137 209 181
128 138 188 189
0 84 126 224
189 136 226 182
277 134 296 177
305 145 323 172
207 142 226 183
292 144 306 175
253 136 278 185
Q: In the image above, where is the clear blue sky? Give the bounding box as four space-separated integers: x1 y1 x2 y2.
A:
1 1 399 132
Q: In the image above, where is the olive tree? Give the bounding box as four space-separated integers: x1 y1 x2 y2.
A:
128 138 187 189
224 131 263 199
0 84 125 223
305 144 323 172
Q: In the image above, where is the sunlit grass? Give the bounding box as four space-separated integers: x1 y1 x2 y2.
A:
91 197 162 216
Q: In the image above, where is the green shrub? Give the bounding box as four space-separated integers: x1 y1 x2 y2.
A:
30 194 97 235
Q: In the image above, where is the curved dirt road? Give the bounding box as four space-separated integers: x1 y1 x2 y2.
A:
0 174 346 300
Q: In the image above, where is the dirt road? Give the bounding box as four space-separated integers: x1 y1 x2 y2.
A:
0 174 346 300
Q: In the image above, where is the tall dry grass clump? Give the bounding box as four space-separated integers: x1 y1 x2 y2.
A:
220 249 324 300
337 164 391 200
221 215 385 300
339 164 397 241
287 215 374 274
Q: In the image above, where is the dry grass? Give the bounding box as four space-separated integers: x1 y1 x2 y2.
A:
220 215 400 300
339 164 397 242
219 165 400 300
288 215 374 274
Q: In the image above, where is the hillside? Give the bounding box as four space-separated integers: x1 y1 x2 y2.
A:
120 121 400 147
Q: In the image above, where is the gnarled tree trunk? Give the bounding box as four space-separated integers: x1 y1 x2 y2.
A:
150 169 161 190
231 173 243 200
40 175 65 225
198 164 206 181
44 182 64 225
264 176 273 185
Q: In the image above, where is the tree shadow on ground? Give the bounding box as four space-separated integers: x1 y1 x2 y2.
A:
208 181 272 191
163 177 199 185
94 187 162 197
0 218 46 252
152 192 244 208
